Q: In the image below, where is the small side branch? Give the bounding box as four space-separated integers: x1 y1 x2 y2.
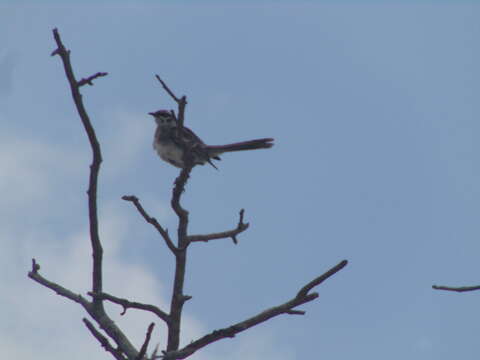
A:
136 323 155 360
188 209 249 244
122 195 178 253
164 260 348 359
28 259 92 309
89 292 170 324
83 318 127 360
78 72 109 87
432 284 480 293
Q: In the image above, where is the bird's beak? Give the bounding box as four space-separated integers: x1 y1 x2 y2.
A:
148 112 155 116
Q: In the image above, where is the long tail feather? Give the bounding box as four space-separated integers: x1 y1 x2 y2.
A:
207 138 274 155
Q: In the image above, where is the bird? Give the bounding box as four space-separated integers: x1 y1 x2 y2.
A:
149 110 274 169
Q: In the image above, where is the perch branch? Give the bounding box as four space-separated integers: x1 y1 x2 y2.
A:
188 209 249 245
167 164 194 352
89 292 170 324
83 318 127 360
122 195 178 253
163 260 348 359
432 284 480 293
136 323 155 360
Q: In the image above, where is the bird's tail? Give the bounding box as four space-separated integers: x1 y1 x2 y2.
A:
207 138 274 155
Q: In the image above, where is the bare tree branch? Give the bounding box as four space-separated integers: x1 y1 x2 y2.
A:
136 323 155 360
89 292 170 324
84 318 128 360
122 195 178 254
188 209 249 245
432 284 480 292
51 27 104 304
163 259 348 359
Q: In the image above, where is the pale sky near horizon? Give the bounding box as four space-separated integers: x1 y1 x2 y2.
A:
1 3 480 360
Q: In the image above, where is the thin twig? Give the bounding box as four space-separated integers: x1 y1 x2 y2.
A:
163 260 348 359
154 74 187 129
297 259 348 298
432 285 480 292
78 72 109 87
155 75 180 103
89 292 170 324
83 318 127 360
136 323 155 360
188 209 249 245
122 195 178 253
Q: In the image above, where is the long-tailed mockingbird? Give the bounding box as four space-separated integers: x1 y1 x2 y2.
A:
150 110 274 169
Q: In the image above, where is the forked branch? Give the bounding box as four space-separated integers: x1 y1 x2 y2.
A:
188 209 249 244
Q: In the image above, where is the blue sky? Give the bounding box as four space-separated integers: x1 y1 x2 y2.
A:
1 3 480 360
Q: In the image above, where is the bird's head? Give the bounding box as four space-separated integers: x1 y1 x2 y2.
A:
149 110 177 129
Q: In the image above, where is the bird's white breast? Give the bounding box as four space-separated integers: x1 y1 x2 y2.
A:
153 140 184 167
